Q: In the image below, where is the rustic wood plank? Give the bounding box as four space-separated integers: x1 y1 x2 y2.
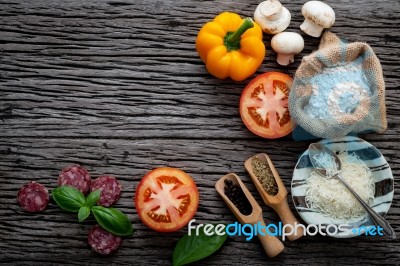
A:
0 0 399 265
0 138 399 265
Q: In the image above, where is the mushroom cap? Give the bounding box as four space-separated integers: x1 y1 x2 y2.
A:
302 1 335 28
271 32 305 54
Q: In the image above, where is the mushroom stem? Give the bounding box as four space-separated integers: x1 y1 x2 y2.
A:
276 53 294 66
259 1 283 21
265 9 283 21
254 0 291 34
300 18 324 37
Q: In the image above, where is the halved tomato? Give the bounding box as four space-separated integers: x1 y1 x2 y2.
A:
239 72 294 139
135 167 199 232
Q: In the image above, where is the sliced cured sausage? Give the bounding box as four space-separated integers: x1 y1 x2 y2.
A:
90 175 122 207
88 225 122 255
17 181 49 212
58 165 91 194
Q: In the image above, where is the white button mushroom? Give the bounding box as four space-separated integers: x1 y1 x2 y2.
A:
271 32 304 66
300 1 335 37
254 0 291 34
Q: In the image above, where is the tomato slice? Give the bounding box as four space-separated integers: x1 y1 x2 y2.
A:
239 72 294 139
135 167 199 232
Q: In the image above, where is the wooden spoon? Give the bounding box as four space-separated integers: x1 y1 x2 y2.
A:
245 153 304 241
215 173 284 257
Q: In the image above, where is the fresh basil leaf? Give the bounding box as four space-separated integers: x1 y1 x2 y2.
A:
173 224 227 266
91 206 133 236
78 206 91 222
52 186 86 212
85 190 101 208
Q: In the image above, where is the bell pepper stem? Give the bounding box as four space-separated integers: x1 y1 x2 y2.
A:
225 18 254 49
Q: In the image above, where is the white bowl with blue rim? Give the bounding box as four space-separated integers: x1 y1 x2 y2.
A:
291 136 394 238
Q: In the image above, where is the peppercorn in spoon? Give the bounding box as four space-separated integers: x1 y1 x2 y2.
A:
245 153 304 241
215 173 284 257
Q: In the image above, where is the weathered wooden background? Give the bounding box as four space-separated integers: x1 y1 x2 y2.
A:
1 0 399 265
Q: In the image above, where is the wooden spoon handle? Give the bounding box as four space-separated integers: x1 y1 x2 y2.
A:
274 199 304 241
256 218 284 257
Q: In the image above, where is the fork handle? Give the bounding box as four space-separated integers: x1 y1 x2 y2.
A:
336 174 396 239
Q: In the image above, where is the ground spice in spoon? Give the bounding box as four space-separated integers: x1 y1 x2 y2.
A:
251 157 278 196
224 179 252 215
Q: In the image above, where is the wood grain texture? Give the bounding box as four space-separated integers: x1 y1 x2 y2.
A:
0 0 399 265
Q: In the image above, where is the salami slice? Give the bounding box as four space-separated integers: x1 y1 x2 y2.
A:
90 175 122 207
58 165 91 194
88 225 122 255
17 181 49 212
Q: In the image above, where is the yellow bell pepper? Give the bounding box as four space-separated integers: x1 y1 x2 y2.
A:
196 12 265 82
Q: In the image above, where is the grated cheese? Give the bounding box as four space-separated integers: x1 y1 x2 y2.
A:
313 151 338 176
305 152 375 220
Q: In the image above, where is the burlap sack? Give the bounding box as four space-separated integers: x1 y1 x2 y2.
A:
289 32 387 139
